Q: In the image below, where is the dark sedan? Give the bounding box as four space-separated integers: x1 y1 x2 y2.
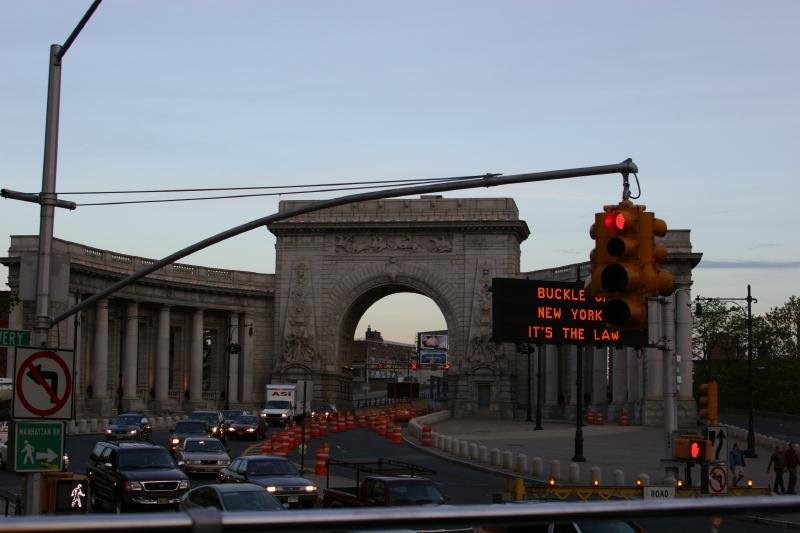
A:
226 414 268 440
180 483 286 512
105 413 153 441
169 419 211 455
217 455 318 508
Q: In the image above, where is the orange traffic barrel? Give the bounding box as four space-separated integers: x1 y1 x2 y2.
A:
421 424 433 446
346 413 355 430
311 422 320 439
391 425 402 445
315 445 329 476
619 408 630 426
260 439 273 455
338 416 347 432
377 420 387 437
595 410 604 425
358 414 366 429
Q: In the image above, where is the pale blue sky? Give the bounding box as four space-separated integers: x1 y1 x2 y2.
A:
1 1 797 343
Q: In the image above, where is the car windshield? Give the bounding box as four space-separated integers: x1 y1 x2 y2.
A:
235 415 258 425
114 415 142 425
265 401 291 409
312 404 334 411
175 421 207 433
222 410 242 420
247 459 299 476
388 483 444 504
221 490 284 512
184 439 225 453
190 413 218 424
119 449 175 470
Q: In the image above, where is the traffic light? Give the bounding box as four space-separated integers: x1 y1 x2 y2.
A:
376 362 384 370
698 381 718 426
589 200 675 330
673 435 712 462
444 361 450 370
409 361 418 371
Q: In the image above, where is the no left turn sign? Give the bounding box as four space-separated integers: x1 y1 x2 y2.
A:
13 348 74 420
708 464 728 495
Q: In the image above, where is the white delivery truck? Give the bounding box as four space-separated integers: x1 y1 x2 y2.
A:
260 380 313 426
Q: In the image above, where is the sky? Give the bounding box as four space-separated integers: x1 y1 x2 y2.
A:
1 1 798 344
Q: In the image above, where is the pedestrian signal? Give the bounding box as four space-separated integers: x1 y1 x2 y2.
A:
673 435 712 462
409 361 418 371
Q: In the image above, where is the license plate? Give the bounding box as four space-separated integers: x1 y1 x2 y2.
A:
288 496 298 503
158 498 169 505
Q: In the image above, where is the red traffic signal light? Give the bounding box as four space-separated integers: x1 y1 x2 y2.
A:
410 361 418 371
444 362 450 370
376 362 384 370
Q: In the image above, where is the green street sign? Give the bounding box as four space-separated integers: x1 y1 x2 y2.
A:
0 328 31 347
12 421 64 472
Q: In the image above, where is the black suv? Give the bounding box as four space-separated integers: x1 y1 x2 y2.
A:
105 413 153 441
188 410 226 441
86 441 189 513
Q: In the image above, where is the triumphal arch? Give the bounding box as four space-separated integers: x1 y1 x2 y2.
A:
268 197 529 417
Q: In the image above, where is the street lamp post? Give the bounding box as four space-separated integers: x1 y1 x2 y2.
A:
695 285 758 457
225 321 253 410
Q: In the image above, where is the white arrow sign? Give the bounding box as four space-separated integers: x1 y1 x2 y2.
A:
35 448 58 463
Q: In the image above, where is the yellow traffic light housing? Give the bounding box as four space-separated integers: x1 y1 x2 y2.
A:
698 381 719 426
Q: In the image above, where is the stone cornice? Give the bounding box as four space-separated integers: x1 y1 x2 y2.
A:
270 220 531 242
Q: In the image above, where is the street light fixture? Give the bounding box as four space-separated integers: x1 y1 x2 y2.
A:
225 321 253 409
695 284 757 457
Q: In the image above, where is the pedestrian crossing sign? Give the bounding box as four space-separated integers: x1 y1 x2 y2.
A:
11 420 65 472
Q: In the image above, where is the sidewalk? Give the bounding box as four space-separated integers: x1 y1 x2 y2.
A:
420 417 779 488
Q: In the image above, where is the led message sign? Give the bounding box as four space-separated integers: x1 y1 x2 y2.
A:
491 278 645 346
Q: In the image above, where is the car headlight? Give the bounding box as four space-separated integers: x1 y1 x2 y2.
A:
105 429 112 434
246 428 255 432
171 438 179 445
178 480 189 490
129 429 138 435
123 481 143 491
217 459 230 465
211 426 218 433
280 413 288 418
227 427 236 432
265 486 277 493
305 485 317 492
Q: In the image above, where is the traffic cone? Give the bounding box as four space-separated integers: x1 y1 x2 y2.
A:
421 424 433 446
391 424 402 445
260 439 273 455
619 408 630 426
315 445 329 475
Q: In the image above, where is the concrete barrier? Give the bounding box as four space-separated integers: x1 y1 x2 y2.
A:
450 438 460 455
459 440 470 458
515 453 528 473
89 419 100 433
638 473 650 486
532 457 543 477
613 469 625 486
469 442 479 460
78 419 89 434
490 448 501 467
549 460 560 482
502 451 513 470
479 445 489 463
568 462 580 484
590 466 601 485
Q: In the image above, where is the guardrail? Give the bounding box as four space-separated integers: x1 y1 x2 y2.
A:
1 497 799 531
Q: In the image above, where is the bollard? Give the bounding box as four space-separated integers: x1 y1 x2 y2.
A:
502 451 514 470
490 448 502 467
450 438 460 455
637 473 650 486
568 462 581 484
78 419 89 434
531 457 543 477
479 445 489 464
442 436 452 452
459 441 470 458
432 432 441 448
613 469 625 486
664 475 676 487
515 454 529 474
549 460 561 482
590 466 601 485
469 443 479 460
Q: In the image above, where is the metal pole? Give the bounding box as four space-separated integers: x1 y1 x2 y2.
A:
746 285 757 458
535 344 544 431
572 344 586 462
662 296 677 466
525 344 533 422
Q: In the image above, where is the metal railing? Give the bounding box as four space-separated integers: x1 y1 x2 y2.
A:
1 497 799 532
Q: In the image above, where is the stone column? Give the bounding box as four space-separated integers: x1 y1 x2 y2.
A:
123 302 139 400
591 347 607 404
611 347 627 405
155 306 170 401
544 344 559 407
645 299 663 399
227 313 240 405
92 299 109 399
626 347 640 403
241 313 254 404
675 286 693 400
566 345 578 406
190 309 204 404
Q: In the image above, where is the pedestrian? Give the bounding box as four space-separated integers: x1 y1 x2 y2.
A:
728 442 746 487
767 444 787 494
785 442 799 495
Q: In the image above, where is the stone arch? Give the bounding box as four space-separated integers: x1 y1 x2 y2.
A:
328 261 460 371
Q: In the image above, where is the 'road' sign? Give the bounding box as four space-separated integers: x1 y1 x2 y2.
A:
13 348 74 420
12 420 65 472
0 328 30 347
643 486 675 499
708 463 728 494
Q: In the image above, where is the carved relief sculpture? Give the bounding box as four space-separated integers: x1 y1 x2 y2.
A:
466 261 499 364
335 234 451 254
281 261 318 366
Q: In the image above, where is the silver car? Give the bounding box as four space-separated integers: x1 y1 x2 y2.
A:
175 437 231 475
